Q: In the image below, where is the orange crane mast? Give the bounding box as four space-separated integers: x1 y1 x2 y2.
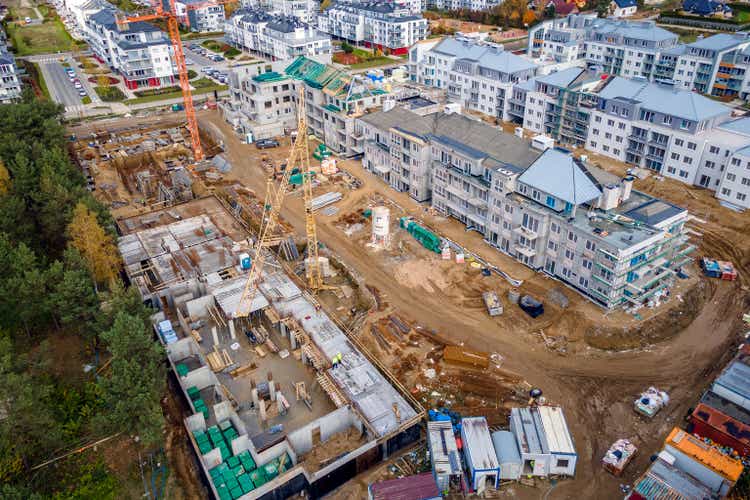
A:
116 0 205 160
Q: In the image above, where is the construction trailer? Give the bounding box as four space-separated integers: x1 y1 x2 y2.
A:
711 359 750 411
460 417 501 493
509 406 577 477
627 457 715 500
662 428 744 497
491 430 522 480
427 420 464 494
690 390 750 457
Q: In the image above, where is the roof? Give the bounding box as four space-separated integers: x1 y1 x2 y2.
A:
491 430 521 465
547 0 578 15
369 473 440 500
683 0 731 15
587 18 677 43
701 390 750 427
89 7 162 34
517 148 602 206
427 421 462 476
536 406 575 454
632 458 715 500
664 428 744 482
687 33 748 52
510 407 549 455
623 198 685 226
535 67 585 88
718 116 750 136
360 108 541 172
461 417 500 471
431 37 537 75
613 0 637 8
284 56 351 96
596 76 730 122
692 402 750 447
713 359 750 406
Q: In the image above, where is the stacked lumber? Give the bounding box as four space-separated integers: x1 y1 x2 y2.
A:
229 363 256 378
316 373 347 408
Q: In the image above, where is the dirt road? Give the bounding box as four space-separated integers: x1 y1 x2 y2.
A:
72 111 750 499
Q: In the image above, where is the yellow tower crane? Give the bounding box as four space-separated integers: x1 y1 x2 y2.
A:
234 86 326 318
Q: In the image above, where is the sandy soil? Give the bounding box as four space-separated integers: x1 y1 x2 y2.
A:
69 111 750 499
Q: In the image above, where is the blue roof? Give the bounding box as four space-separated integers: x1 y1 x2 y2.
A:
718 116 750 136
687 33 748 52
714 360 750 402
613 0 637 8
634 458 714 499
491 431 521 465
683 0 731 15
432 38 537 74
535 67 585 88
517 148 602 206
589 19 677 43
597 77 730 122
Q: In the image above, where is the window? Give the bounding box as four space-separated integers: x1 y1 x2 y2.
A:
564 248 574 260
671 152 680 160
603 145 610 152
683 157 692 165
721 187 731 196
667 166 676 174
742 177 750 186
607 119 614 126
605 132 612 139
679 170 689 178
709 146 720 154
727 173 736 181
663 115 672 125
578 277 589 288
551 222 560 234
546 195 555 208
687 142 697 151
674 138 684 147
618 123 626 130
567 232 578 243
595 115 602 123
582 258 592 270
614 149 621 155
590 141 597 148
705 161 715 169
732 158 741 166
592 129 600 136
557 459 570 468
616 136 623 143
738 193 747 202
680 120 690 130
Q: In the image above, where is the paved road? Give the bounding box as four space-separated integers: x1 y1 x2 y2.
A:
40 60 82 107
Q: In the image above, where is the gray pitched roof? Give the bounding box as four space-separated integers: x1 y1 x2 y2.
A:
431 37 537 75
596 77 730 122
687 33 749 52
535 67 585 88
360 107 541 171
517 148 602 205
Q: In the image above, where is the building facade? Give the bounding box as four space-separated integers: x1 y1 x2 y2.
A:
225 8 332 62
409 37 538 121
425 0 502 11
175 0 226 32
358 105 693 308
528 15 680 80
317 1 427 54
85 8 177 89
0 29 21 103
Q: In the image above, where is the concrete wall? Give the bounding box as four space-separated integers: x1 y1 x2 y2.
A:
185 294 215 319
287 406 360 455
548 452 577 476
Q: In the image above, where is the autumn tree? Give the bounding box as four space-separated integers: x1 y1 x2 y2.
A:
0 162 9 195
67 202 120 287
523 9 537 26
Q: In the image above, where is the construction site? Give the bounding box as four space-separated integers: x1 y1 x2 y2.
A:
68 83 750 498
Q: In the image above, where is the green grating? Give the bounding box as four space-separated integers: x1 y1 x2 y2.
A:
239 452 256 472
187 386 200 399
216 484 231 500
232 465 244 477
249 469 266 487
176 363 189 377
263 462 278 480
229 485 243 500
225 476 239 491
198 442 212 454
227 456 240 468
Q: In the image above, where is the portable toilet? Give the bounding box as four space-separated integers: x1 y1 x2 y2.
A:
239 252 251 270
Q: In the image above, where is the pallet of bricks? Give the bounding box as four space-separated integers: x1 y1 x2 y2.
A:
187 386 209 419
192 420 293 500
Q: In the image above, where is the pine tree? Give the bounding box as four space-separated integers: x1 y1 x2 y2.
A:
97 312 165 447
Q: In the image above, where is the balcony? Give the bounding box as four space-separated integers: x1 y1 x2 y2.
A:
515 245 537 258
513 225 538 240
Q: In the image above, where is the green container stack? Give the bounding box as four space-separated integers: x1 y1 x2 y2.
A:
176 363 189 377
208 448 260 499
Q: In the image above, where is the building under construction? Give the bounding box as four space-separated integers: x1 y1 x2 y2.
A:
116 196 423 500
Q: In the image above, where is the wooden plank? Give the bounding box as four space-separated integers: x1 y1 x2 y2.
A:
254 346 267 358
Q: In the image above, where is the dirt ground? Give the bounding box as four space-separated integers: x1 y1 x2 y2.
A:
69 111 750 499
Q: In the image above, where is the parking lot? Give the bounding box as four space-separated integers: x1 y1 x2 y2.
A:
39 59 88 107
184 41 232 85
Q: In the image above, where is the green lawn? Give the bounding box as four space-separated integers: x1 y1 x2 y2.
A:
348 57 396 70
28 61 51 100
6 19 74 56
181 30 225 40
10 6 37 20
735 10 750 22
94 86 126 102
124 85 227 105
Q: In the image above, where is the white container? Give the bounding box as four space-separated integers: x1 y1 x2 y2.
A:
371 206 391 247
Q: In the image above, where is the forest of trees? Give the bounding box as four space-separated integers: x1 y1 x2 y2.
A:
0 91 167 498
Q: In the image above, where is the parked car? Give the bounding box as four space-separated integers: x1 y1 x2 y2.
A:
24 16 32 24
78 90 87 97
212 55 224 62
255 138 280 149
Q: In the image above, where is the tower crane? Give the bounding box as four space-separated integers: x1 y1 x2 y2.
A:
116 0 236 161
234 86 326 318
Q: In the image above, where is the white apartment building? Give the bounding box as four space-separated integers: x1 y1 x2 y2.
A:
426 0 502 11
59 0 110 40
356 105 693 308
0 30 21 104
317 1 427 54
225 9 332 62
171 0 226 32
410 37 537 121
86 8 177 90
270 0 319 23
583 76 750 209
528 15 680 80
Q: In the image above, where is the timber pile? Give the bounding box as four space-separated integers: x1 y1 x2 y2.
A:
316 373 347 408
230 363 256 378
